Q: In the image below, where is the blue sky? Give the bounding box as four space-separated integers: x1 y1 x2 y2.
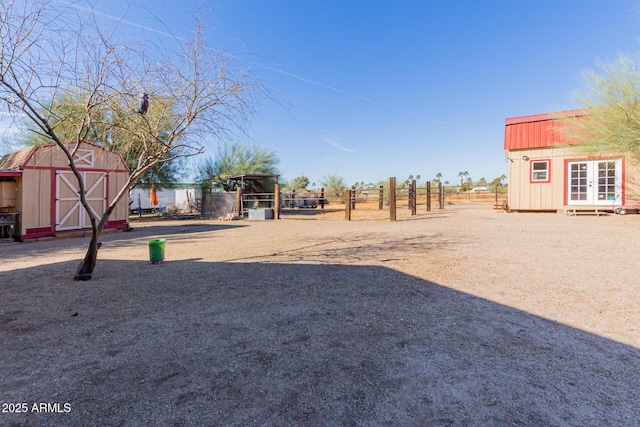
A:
5 1 640 187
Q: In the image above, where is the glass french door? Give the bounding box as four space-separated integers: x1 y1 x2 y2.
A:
567 160 622 205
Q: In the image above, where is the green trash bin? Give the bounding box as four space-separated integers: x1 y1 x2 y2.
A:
148 238 166 263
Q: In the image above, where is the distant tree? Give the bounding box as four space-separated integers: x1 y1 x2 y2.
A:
197 142 279 192
320 173 346 198
434 172 442 183
458 171 469 190
490 174 507 187
291 176 310 190
477 177 487 186
562 51 640 159
415 174 421 185
489 174 508 192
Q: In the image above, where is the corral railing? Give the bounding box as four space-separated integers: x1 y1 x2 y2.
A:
242 192 277 214
280 189 329 210
201 180 507 220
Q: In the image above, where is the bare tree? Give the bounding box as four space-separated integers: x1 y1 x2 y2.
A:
0 1 261 280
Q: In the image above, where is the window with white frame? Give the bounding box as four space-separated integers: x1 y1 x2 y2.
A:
531 160 549 182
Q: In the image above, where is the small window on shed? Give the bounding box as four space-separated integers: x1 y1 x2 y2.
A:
531 160 550 183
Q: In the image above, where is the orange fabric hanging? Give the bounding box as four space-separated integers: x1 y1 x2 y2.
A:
150 186 158 206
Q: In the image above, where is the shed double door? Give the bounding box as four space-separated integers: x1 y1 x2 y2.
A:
55 171 106 231
567 159 622 206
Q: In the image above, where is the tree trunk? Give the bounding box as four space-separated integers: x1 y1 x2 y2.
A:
74 232 99 281
74 205 114 281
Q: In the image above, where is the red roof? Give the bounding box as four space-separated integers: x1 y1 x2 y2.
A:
504 109 587 150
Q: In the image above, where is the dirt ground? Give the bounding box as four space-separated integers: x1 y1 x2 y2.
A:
1 203 639 426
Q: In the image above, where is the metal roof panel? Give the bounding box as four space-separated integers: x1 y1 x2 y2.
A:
504 109 587 150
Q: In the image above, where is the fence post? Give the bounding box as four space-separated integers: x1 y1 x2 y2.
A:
442 183 445 209
345 189 352 220
235 187 243 216
411 179 417 215
426 182 431 211
200 187 207 217
351 186 356 210
438 182 444 209
378 185 384 210
389 177 396 222
274 184 280 219
320 188 325 209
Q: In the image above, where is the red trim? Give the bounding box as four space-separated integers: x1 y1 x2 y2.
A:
19 141 129 172
22 165 129 173
0 171 22 177
20 146 39 169
529 159 551 184
21 220 127 241
562 156 625 206
22 227 54 241
505 108 586 126
50 169 56 233
621 157 626 205
106 219 128 229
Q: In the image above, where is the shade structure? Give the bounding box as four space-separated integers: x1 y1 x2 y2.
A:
150 186 158 206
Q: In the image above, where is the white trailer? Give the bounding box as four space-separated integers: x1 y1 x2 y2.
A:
129 187 198 213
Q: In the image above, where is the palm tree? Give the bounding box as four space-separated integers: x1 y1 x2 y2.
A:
458 171 469 191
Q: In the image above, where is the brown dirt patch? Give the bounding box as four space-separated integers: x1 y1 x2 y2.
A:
1 204 639 426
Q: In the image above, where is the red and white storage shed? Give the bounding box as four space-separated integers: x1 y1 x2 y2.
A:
0 141 130 241
504 109 640 212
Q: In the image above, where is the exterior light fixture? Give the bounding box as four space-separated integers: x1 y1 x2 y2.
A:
522 155 529 161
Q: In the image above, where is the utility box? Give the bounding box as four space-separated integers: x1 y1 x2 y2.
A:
248 208 274 220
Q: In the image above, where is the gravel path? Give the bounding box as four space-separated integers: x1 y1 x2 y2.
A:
1 203 639 426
